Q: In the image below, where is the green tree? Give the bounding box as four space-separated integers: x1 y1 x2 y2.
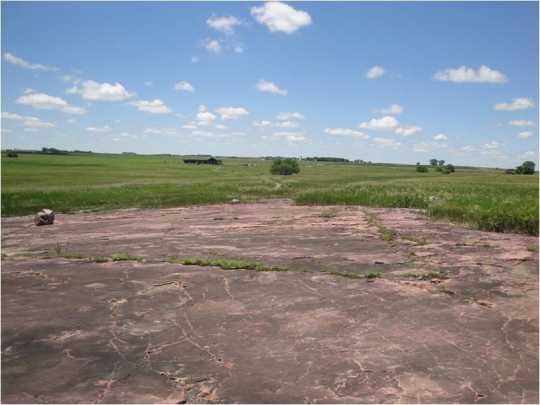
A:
438 160 445 166
416 165 428 173
270 158 300 175
521 161 536 175
429 159 438 166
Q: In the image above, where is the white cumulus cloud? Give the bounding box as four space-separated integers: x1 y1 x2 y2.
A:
276 112 304 121
4 52 57 71
366 66 385 79
174 81 195 93
253 120 273 127
433 65 507 83
144 128 177 135
273 131 307 142
215 106 249 120
494 98 534 111
86 125 112 133
433 133 448 141
130 99 171 114
509 120 534 127
207 16 241 33
324 128 368 139
205 39 222 54
195 105 217 126
16 92 86 114
256 79 288 95
395 125 422 136
67 80 134 101
359 116 398 130
251 1 312 34
379 104 403 115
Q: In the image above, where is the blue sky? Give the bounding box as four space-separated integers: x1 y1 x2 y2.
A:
1 1 538 167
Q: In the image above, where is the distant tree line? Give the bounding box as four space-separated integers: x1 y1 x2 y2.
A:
303 157 350 162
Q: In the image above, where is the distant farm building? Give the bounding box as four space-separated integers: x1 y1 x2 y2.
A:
183 156 222 165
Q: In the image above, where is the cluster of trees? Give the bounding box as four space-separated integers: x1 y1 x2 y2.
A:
416 159 455 174
506 161 536 175
270 158 300 175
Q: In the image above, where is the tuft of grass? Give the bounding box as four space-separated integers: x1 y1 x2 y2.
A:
60 252 85 260
401 271 448 281
527 243 539 253
365 271 382 279
92 256 110 263
400 234 428 245
168 256 288 272
320 208 338 219
363 210 397 242
111 252 143 262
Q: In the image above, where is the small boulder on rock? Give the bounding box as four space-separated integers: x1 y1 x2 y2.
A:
34 209 55 226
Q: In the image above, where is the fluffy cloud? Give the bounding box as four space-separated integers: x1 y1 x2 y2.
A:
276 112 304 121
518 131 533 139
86 125 112 133
4 52 57 71
67 80 134 101
130 99 171 114
372 137 400 149
509 120 534 127
251 1 311 34
433 65 507 83
253 120 273 127
275 120 299 129
273 131 307 142
144 127 177 135
205 39 222 54
324 128 368 139
215 106 249 120
256 80 288 95
366 66 385 79
359 116 398 130
16 92 86 114
195 105 217 126
379 104 403 115
460 145 476 153
207 16 241 33
395 125 422 136
2 112 56 129
494 98 534 111
433 133 448 141
174 81 195 93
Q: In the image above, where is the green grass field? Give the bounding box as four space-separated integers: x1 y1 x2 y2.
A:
2 153 538 235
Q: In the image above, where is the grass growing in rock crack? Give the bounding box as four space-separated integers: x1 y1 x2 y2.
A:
527 243 539 253
169 256 383 281
110 252 144 262
400 271 448 281
167 256 288 272
320 208 338 219
364 210 397 242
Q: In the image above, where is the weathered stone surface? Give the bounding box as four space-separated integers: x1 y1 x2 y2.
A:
1 201 538 403
34 208 55 226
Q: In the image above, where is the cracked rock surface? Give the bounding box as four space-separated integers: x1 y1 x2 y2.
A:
1 200 538 403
